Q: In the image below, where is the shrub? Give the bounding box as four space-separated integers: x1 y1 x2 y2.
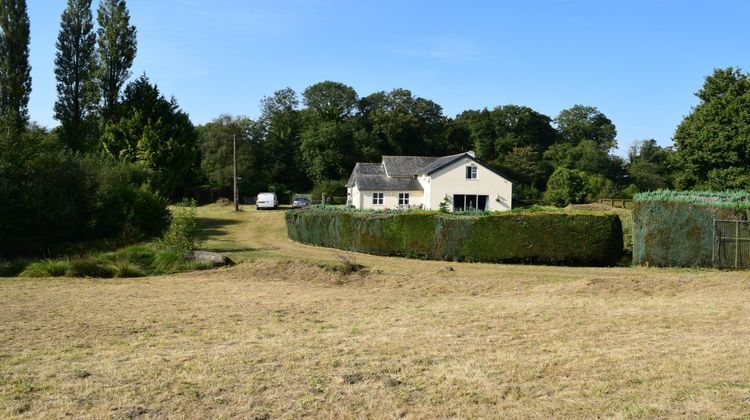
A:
311 179 347 200
90 184 170 242
68 258 117 278
286 209 623 266
543 168 587 207
20 259 72 278
161 199 201 255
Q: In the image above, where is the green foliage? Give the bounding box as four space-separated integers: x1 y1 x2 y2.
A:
101 75 197 195
97 0 136 115
0 0 31 130
311 179 346 200
303 81 358 121
54 0 98 152
358 88 448 156
286 209 623 266
543 167 587 206
161 199 201 255
0 127 90 256
0 130 169 258
672 67 750 190
584 174 622 201
438 196 450 213
626 139 672 191
197 114 257 194
555 105 617 150
15 241 212 279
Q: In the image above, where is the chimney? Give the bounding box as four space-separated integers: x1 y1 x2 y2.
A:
467 150 476 157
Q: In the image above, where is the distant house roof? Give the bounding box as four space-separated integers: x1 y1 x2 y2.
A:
346 151 510 191
382 156 441 177
346 162 422 190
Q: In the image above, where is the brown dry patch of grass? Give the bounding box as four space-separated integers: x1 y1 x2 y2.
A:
1 205 750 417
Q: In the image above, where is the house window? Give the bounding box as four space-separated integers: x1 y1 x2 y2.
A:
453 194 489 211
372 192 384 205
398 193 410 205
466 165 478 179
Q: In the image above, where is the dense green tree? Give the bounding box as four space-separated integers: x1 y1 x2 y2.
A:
258 88 308 192
0 0 31 130
302 81 357 121
357 89 448 156
101 75 197 195
197 114 260 196
299 119 356 183
672 67 750 190
300 81 359 182
544 105 625 195
626 139 672 192
457 106 557 162
555 105 617 150
543 167 587 207
54 0 98 151
97 0 136 117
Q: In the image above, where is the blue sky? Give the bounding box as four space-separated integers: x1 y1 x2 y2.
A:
27 0 750 155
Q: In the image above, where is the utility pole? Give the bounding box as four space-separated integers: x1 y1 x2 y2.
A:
233 133 239 212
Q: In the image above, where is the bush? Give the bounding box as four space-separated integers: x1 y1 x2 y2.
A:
161 199 201 255
0 141 170 258
286 208 624 266
311 179 347 200
543 168 587 207
90 184 170 242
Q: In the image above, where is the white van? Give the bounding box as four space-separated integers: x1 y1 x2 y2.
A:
256 192 278 210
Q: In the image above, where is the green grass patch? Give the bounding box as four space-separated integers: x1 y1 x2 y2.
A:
16 243 213 278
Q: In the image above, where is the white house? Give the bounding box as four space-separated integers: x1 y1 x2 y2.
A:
345 152 513 211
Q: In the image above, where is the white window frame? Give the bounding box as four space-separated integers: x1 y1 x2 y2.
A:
398 192 410 206
466 165 478 180
372 192 384 205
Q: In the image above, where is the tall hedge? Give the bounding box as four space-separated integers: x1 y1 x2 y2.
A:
286 209 624 266
632 193 750 267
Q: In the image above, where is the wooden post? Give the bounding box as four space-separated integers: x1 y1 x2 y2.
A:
233 134 239 212
735 220 740 269
713 220 718 267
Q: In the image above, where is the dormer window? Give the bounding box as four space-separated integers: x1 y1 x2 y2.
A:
466 165 478 180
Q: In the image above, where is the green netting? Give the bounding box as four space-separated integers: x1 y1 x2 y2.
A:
634 190 750 209
632 199 749 267
286 209 624 266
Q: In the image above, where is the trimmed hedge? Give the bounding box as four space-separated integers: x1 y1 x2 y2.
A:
632 192 750 267
286 209 624 266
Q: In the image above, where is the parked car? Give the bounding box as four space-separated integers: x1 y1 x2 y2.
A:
292 197 311 208
256 192 278 210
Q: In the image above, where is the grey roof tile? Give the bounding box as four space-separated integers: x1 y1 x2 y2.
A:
382 156 440 177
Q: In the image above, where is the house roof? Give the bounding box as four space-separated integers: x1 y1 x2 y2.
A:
417 153 467 175
346 151 512 191
382 156 440 177
346 162 422 190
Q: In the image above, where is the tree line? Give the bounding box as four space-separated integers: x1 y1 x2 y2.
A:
0 0 748 257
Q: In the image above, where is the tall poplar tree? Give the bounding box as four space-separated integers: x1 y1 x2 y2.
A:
0 0 31 131
54 0 98 151
96 0 136 119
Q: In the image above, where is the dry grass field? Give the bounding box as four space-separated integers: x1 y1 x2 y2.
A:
1 204 750 418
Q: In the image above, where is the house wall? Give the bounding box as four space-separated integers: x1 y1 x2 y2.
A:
347 186 362 208
357 189 424 210
427 156 512 211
